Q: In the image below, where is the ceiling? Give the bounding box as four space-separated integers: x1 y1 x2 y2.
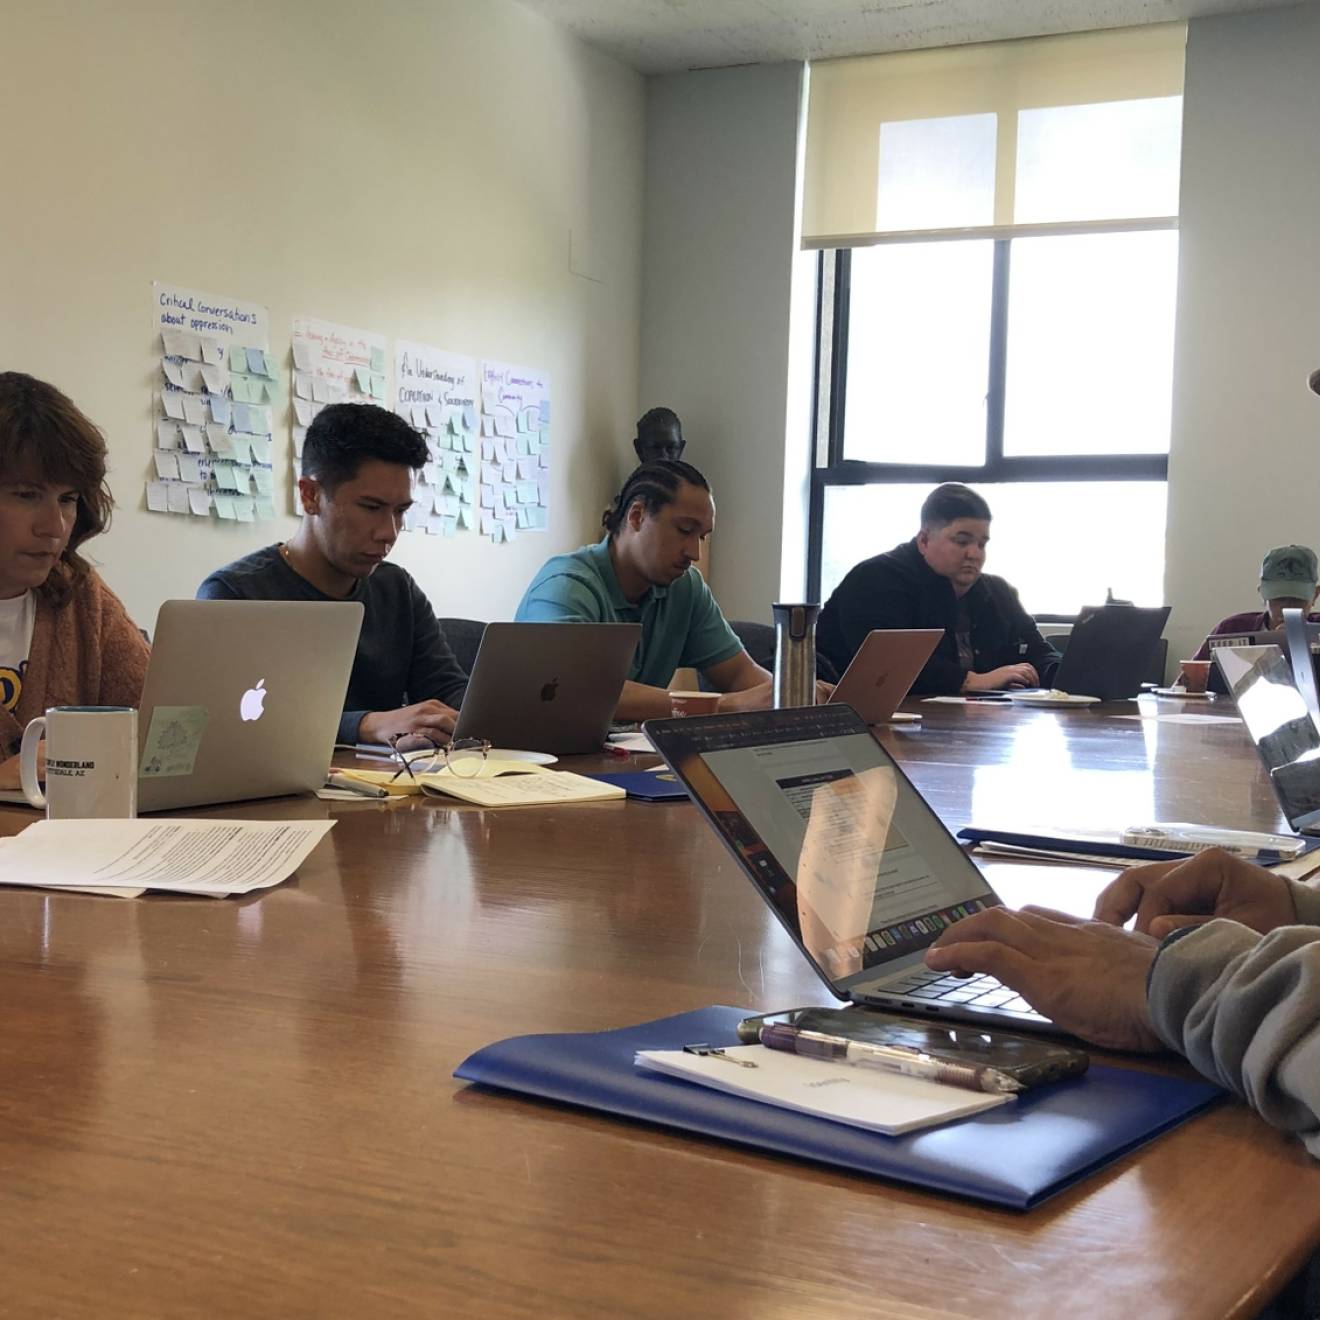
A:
518 0 1298 73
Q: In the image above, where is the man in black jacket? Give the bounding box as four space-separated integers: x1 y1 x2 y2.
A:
817 483 1060 695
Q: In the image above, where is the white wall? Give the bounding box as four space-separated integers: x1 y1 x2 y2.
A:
1163 2 1320 666
0 0 644 631
638 63 807 623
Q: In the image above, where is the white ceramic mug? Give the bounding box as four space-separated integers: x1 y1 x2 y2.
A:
20 706 139 819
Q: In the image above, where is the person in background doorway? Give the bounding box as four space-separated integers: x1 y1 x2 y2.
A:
633 407 685 465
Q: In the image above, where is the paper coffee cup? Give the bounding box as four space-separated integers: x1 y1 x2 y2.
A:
669 690 720 718
1180 660 1212 693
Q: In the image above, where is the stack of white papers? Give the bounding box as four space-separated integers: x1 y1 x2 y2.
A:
636 1044 1011 1136
0 818 334 898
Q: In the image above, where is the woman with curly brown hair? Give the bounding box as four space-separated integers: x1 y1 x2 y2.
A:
0 372 149 788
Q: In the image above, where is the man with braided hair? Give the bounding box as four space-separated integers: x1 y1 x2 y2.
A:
517 460 819 722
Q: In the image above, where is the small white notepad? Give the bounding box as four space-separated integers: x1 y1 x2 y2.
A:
636 1044 1011 1136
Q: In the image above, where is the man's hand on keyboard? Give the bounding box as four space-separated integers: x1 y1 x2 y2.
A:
924 906 1163 1052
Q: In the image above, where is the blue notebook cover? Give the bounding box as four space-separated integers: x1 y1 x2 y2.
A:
582 770 689 801
454 1005 1223 1210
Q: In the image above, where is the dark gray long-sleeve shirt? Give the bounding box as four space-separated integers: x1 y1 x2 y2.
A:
197 545 467 743
1148 879 1320 1158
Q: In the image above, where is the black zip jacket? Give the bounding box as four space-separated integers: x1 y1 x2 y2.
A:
817 538 1061 696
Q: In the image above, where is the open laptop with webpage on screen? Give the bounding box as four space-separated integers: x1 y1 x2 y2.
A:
645 703 1053 1033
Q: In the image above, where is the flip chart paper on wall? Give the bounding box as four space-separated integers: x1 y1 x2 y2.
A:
289 317 386 517
478 358 551 543
394 341 479 537
152 281 275 523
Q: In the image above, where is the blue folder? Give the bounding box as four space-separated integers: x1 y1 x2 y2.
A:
582 770 690 801
957 826 1320 866
454 1005 1223 1210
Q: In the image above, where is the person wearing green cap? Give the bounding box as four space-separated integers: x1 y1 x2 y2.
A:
1188 544 1320 670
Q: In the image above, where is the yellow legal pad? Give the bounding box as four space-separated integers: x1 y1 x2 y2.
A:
338 761 625 807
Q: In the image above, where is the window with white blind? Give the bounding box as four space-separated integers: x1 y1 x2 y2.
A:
805 26 1185 616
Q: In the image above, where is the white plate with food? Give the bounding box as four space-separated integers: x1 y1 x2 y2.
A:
1006 689 1101 707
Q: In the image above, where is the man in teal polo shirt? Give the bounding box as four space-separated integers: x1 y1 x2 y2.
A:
516 460 776 721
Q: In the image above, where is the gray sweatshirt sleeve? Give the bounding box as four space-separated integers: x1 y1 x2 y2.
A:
1146 881 1320 1158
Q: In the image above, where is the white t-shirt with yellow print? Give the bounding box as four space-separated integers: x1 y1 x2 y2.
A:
0 591 36 714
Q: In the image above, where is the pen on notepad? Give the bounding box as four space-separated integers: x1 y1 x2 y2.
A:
759 1024 1021 1095
325 772 389 799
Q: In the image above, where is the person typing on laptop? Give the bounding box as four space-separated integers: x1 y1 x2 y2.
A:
1183 544 1320 691
1193 544 1320 647
817 483 1060 696
197 403 466 747
516 460 817 721
925 848 1320 1157
0 373 150 791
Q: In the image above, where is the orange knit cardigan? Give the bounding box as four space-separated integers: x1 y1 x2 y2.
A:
0 570 150 757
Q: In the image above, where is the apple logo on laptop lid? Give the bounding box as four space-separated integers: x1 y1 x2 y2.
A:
240 679 267 722
540 677 559 703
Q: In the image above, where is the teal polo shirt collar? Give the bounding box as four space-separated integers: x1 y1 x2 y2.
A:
585 536 670 609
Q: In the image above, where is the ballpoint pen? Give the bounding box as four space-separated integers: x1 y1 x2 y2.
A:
759 1023 1021 1094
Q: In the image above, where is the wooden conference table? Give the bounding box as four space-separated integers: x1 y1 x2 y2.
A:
1 697 1318 1319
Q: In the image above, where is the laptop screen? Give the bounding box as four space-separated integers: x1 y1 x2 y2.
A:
646 705 997 999
1214 644 1320 830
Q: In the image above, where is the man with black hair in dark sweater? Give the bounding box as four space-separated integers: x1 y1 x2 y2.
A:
198 403 466 746
817 482 1060 696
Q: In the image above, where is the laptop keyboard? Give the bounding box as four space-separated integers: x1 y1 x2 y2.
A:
879 967 1044 1019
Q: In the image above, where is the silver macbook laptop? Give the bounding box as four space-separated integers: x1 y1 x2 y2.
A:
1214 642 1320 834
137 600 363 811
1203 623 1320 695
645 704 1053 1033
828 629 941 724
453 622 641 755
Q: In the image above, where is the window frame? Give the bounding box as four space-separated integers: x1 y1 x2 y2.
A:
806 231 1173 605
